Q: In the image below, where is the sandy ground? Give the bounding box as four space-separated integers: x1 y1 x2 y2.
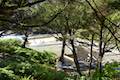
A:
103 53 120 63
27 37 72 56
27 36 120 63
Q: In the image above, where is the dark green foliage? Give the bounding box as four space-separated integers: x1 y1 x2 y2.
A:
108 0 120 10
0 39 56 64
31 64 66 80
90 62 120 80
0 39 67 80
0 67 19 80
104 62 120 79
0 39 21 54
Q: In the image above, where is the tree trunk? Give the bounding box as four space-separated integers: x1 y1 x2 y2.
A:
70 39 82 76
0 31 4 37
98 56 103 73
68 28 82 76
0 33 3 37
59 39 66 65
89 34 94 76
98 26 103 75
22 32 28 48
2 53 5 60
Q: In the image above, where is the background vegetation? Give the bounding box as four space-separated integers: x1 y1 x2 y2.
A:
0 0 120 80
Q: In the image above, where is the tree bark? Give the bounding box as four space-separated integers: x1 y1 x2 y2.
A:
59 39 66 65
68 28 82 75
89 34 94 76
0 33 3 37
22 32 28 48
70 39 82 76
98 25 103 75
2 53 5 60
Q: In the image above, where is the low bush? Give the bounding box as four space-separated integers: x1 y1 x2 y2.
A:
0 39 68 80
0 39 56 64
90 62 120 80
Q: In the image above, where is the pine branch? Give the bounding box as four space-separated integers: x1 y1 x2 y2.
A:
0 0 46 10
92 0 120 28
86 0 120 52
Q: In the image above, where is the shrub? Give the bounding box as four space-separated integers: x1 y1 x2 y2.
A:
90 62 120 80
19 76 33 80
0 39 56 65
0 39 21 54
0 67 19 80
0 39 68 80
104 62 120 79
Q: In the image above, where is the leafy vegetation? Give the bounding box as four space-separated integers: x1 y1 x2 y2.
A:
0 0 120 80
0 39 68 80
